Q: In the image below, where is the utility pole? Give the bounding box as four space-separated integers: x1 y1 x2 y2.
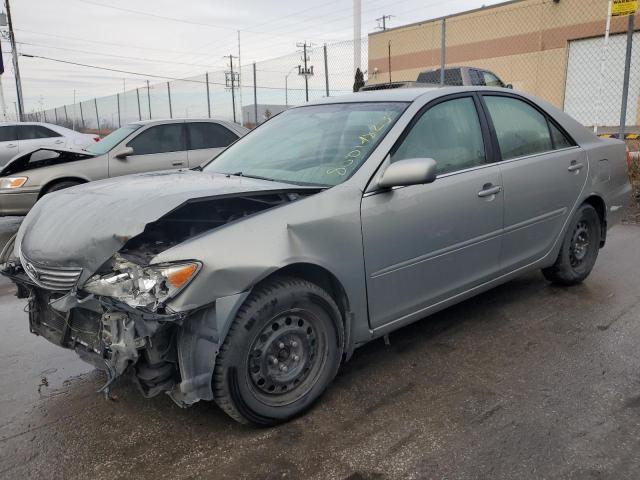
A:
237 30 243 125
5 0 23 121
224 54 239 123
146 79 152 119
296 42 313 102
376 14 394 31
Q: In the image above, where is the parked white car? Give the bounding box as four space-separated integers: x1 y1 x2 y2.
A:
0 122 100 166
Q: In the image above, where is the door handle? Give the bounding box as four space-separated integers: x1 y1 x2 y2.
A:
568 161 584 172
478 184 502 198
172 161 185 166
7 143 16 148
54 140 64 144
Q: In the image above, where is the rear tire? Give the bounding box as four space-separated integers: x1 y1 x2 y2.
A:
213 276 343 426
542 203 601 286
42 180 81 196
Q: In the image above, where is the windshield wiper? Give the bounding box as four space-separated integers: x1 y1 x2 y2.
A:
226 171 276 182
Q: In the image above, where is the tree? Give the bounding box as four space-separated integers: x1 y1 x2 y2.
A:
353 68 365 92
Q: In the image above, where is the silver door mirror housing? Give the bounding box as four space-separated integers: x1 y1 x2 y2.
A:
114 147 134 159
378 158 438 189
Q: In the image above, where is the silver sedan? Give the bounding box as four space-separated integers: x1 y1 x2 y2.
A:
2 87 631 426
0 118 247 216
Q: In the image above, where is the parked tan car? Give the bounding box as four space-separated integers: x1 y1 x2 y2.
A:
0 118 248 216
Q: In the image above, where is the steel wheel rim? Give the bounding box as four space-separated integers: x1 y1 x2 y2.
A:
247 309 328 407
569 220 590 268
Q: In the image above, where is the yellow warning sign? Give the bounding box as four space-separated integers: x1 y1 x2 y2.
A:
612 0 638 16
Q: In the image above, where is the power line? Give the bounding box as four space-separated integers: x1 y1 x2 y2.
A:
16 41 225 69
18 53 337 92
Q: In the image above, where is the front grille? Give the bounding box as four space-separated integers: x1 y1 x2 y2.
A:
20 253 82 291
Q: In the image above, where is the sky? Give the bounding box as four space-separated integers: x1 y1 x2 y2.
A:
5 0 504 115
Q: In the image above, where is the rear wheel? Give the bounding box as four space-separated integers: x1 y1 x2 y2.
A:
213 276 343 426
542 203 601 286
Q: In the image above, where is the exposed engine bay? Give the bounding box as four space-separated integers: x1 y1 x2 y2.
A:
1 188 320 404
0 147 96 176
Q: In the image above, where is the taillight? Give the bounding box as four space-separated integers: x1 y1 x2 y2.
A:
93 137 100 142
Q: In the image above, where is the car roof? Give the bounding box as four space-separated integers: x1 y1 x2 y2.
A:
301 86 488 105
128 118 233 126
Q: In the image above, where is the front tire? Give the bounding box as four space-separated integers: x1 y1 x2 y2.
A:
42 180 81 196
213 276 343 426
542 203 601 286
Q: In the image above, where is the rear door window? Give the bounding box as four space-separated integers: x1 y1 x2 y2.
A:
187 122 238 150
127 124 186 155
17 125 61 140
0 126 17 142
484 95 553 160
470 69 486 86
549 122 574 149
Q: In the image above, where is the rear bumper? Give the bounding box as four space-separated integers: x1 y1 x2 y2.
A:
607 181 633 228
0 189 39 216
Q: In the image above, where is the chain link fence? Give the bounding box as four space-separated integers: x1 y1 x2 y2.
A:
23 38 366 133
21 0 640 142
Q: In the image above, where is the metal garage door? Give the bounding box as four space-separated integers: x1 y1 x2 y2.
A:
564 32 640 128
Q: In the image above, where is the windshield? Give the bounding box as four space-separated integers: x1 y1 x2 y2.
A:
205 102 407 186
85 124 141 155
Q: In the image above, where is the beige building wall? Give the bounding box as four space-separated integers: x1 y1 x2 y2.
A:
368 0 640 110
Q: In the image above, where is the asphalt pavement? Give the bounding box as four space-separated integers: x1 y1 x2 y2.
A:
1 217 640 479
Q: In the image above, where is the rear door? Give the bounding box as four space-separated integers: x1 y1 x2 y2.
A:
186 122 239 167
361 94 504 329
109 122 188 177
17 125 66 152
0 126 19 165
480 93 587 270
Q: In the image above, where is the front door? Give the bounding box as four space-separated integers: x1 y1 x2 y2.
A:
109 122 188 177
17 125 66 153
480 94 588 270
361 94 504 330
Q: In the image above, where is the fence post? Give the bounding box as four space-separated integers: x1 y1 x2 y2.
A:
206 72 211 118
324 43 329 97
63 105 69 123
619 14 634 138
79 101 85 129
440 18 446 86
146 80 152 119
253 62 258 126
167 82 173 119
136 88 142 121
94 98 101 132
54 108 58 124
117 93 121 127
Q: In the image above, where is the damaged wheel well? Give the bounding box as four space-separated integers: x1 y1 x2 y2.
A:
258 263 352 360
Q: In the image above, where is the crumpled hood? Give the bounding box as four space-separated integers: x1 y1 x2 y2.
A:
16 169 299 275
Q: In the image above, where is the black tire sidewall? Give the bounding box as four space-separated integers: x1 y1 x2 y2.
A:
221 280 342 423
44 181 80 195
558 204 601 280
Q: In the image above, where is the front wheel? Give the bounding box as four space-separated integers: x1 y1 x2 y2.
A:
542 203 601 286
213 276 343 426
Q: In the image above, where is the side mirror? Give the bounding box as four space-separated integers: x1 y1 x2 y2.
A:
114 146 134 159
506 83 514 89
378 158 438 189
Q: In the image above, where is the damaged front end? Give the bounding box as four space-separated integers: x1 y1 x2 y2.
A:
1 179 320 406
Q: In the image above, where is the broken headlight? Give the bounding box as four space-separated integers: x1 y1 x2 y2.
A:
83 256 201 309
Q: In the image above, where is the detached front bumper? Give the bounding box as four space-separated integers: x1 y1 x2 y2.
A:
1 260 246 407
